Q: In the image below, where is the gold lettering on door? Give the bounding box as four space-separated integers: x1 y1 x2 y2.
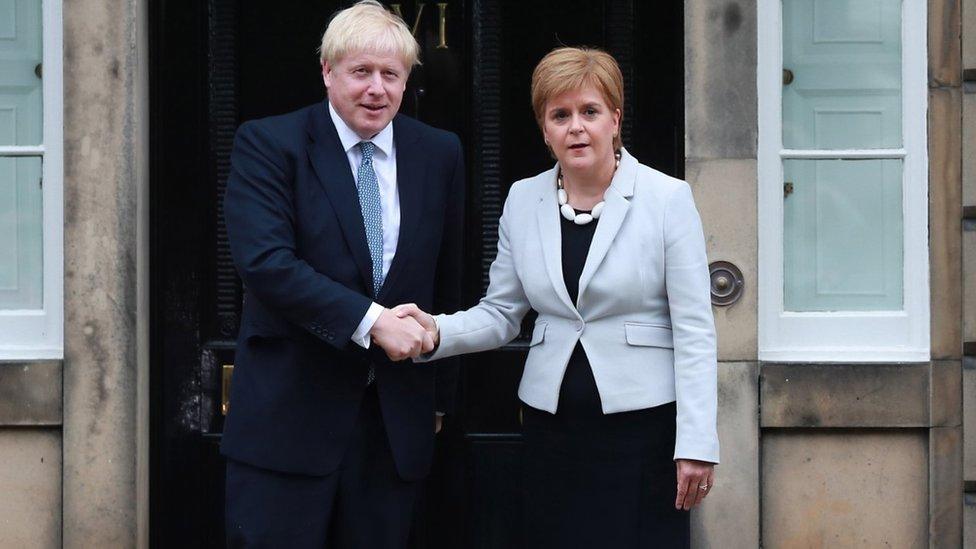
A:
437 3 448 49
389 3 449 49
391 3 426 37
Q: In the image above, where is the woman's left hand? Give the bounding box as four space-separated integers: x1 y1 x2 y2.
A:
674 459 715 510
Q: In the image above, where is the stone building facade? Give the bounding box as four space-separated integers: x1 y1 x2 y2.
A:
0 0 972 547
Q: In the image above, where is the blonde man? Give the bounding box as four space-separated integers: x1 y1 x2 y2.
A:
221 1 464 546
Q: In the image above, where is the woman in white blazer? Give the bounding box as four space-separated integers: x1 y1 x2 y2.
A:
399 47 718 547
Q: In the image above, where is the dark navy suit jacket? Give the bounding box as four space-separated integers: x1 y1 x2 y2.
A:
220 101 463 481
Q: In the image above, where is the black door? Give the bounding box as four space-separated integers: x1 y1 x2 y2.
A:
150 1 682 546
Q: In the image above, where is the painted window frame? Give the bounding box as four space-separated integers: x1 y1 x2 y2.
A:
757 0 929 362
0 0 63 360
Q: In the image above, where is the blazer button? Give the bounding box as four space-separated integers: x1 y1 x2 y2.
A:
575 321 584 332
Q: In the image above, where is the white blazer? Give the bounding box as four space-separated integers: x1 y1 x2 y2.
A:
421 148 719 463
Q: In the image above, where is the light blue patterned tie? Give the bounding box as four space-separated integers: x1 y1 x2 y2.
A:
357 141 383 382
357 141 385 295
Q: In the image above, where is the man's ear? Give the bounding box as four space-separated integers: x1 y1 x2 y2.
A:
321 61 332 88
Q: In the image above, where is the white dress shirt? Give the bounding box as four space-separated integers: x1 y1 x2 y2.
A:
327 102 399 348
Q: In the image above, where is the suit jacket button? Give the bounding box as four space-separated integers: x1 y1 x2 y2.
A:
575 321 584 332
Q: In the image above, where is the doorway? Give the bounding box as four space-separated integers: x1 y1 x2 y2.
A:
149 1 683 546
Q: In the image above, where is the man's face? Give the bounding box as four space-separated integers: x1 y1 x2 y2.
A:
322 51 408 139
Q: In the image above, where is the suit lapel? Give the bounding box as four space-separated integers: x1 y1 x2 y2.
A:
305 102 375 296
577 149 638 304
377 116 424 302
535 168 577 314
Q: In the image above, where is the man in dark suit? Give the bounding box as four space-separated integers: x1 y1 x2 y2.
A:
220 1 463 546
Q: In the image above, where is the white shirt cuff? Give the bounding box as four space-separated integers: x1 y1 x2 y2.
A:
351 302 384 348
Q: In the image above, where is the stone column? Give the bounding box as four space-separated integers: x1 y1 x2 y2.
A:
960 0 976 543
62 0 149 546
684 1 761 547
928 0 964 546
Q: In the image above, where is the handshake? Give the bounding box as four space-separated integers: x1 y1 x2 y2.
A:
368 304 440 361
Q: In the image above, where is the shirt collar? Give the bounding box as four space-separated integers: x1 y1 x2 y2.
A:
327 100 394 157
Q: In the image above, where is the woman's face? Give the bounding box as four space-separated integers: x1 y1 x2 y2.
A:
542 85 620 174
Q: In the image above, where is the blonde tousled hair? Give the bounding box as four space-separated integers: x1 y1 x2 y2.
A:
531 47 624 150
319 0 420 69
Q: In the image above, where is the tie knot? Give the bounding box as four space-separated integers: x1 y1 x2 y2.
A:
359 141 375 162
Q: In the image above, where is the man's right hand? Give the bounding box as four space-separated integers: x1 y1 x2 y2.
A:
392 304 439 347
369 308 435 361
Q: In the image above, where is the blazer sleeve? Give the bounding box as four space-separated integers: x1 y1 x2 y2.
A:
417 191 532 362
224 121 372 347
663 182 720 464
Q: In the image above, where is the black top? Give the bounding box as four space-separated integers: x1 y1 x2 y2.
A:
553 210 602 419
560 211 598 305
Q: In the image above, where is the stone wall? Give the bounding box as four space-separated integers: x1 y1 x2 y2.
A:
684 2 761 547
685 0 966 546
961 0 976 544
0 362 61 548
62 0 149 547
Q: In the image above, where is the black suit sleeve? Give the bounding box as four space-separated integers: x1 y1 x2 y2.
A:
431 136 465 415
224 121 372 347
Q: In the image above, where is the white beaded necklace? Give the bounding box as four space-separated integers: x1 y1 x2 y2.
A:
556 151 621 225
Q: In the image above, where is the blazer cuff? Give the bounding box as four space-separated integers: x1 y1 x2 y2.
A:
673 433 720 464
413 314 451 363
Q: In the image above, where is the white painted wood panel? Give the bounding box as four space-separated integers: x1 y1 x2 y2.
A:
758 0 929 362
0 0 62 359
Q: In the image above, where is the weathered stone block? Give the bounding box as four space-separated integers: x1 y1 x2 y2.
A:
965 0 976 67
0 362 62 426
929 0 962 87
685 159 758 362
761 363 929 428
692 362 759 549
930 426 964 548
964 363 976 481
965 229 976 344
0 429 61 548
63 0 147 546
685 0 757 159
965 493 976 549
930 360 963 427
762 430 928 548
929 87 963 359
964 91 976 208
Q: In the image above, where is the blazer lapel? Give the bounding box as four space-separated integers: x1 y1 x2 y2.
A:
377 116 425 302
535 167 577 314
577 148 638 304
305 102 375 296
